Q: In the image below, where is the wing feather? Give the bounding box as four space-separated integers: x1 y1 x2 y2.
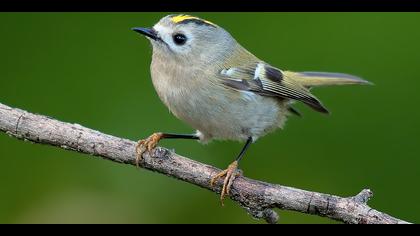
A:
219 62 329 114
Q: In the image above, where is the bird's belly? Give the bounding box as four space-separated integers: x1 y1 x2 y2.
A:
160 86 287 142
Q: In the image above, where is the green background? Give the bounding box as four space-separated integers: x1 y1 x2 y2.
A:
0 13 419 224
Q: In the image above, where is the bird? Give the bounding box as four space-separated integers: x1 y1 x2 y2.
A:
132 14 370 204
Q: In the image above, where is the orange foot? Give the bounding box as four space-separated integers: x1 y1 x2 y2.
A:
135 132 164 167
210 161 241 206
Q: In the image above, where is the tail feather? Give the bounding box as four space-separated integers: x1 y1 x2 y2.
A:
284 71 372 88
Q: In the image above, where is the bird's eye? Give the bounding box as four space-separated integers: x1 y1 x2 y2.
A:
173 33 187 45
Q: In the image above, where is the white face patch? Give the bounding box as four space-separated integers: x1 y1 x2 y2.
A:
152 24 193 55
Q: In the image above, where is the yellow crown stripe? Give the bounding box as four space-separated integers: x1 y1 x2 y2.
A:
171 15 217 27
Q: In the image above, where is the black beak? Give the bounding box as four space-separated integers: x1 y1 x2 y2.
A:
132 27 159 40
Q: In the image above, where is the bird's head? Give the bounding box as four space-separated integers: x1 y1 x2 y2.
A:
132 14 237 65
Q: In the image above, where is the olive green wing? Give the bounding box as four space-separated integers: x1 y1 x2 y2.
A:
218 62 329 114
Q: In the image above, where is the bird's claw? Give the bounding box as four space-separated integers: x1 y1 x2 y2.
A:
210 161 241 206
135 132 163 167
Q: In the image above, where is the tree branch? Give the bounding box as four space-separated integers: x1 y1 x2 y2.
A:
0 102 411 224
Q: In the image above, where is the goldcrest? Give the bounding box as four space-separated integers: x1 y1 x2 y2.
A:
132 14 370 204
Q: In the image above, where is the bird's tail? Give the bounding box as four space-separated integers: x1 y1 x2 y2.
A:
283 71 372 88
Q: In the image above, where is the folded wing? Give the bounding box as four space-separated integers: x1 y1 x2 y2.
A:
219 62 329 114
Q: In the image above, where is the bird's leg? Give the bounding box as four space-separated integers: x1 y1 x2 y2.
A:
135 132 199 167
210 136 253 205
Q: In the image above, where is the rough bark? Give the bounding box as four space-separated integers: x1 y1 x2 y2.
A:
0 102 411 224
